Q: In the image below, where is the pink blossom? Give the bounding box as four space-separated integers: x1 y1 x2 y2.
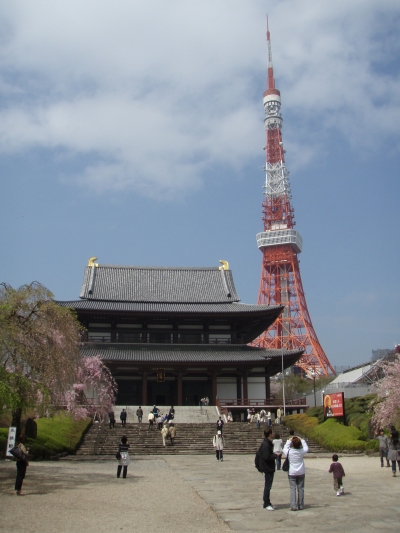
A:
371 354 400 428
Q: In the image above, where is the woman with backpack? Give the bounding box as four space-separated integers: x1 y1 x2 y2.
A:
15 434 29 496
117 435 130 478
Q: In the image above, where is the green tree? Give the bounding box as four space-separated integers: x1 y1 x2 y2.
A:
0 282 83 434
273 374 334 399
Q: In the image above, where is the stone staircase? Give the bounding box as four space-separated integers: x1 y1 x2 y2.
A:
113 405 216 424
77 420 326 456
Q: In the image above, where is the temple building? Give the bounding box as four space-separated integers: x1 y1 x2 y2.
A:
57 258 303 407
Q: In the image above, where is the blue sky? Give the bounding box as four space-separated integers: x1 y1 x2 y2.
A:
1 0 399 368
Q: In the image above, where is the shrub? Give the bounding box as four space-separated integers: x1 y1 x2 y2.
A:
305 406 324 424
284 413 376 452
312 418 366 451
0 428 8 456
283 414 318 439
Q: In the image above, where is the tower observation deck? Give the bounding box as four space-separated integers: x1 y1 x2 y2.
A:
253 22 335 377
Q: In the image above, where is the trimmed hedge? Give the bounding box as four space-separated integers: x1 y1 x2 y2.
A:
0 413 91 459
284 413 378 452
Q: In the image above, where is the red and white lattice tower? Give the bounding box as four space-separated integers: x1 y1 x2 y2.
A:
254 22 335 377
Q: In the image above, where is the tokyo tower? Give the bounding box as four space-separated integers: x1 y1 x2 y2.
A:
254 22 335 377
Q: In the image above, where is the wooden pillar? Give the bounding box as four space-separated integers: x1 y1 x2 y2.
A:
243 372 248 403
265 374 271 400
212 372 217 405
142 371 147 406
236 376 242 400
177 372 183 406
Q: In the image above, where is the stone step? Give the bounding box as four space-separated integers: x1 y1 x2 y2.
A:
112 405 217 425
77 420 326 456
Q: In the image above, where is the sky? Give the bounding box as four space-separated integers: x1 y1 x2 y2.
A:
1 0 399 369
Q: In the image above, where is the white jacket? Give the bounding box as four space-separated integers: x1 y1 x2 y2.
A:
283 439 308 476
212 435 225 450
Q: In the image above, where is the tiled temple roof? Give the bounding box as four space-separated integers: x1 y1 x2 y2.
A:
79 265 239 303
57 300 283 315
81 343 303 368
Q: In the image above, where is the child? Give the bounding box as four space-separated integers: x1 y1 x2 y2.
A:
272 433 283 470
329 454 345 496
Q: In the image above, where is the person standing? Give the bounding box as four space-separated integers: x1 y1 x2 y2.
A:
272 433 283 470
117 436 130 478
216 416 224 433
212 430 225 461
169 423 176 445
283 435 309 511
328 454 345 496
108 409 115 429
276 407 282 425
136 406 143 423
374 430 390 467
14 434 29 496
388 426 400 477
120 409 127 427
257 428 277 511
266 411 272 427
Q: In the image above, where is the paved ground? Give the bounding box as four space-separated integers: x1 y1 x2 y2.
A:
1 454 399 533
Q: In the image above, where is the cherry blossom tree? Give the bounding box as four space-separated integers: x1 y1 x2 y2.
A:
0 282 117 429
1 282 82 419
371 349 400 429
65 355 117 420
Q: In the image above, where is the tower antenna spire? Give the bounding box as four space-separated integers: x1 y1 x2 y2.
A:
266 15 275 90
253 22 335 378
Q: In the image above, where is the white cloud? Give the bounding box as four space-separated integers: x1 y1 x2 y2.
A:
0 0 399 196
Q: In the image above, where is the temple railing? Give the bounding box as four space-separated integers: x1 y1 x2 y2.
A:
218 398 306 407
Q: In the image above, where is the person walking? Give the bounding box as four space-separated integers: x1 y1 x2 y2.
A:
329 454 345 496
388 426 400 477
168 406 175 421
272 433 283 470
161 424 169 447
148 411 154 430
283 435 309 511
169 423 176 445
117 435 130 478
374 430 390 467
120 409 127 427
108 409 115 429
216 416 224 433
156 414 163 431
266 411 272 427
212 430 225 461
257 428 277 511
14 434 29 496
136 406 143 423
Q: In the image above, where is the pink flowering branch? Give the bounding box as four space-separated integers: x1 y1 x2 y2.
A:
371 352 400 429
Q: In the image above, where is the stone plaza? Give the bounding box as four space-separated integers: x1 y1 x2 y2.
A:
1 453 399 533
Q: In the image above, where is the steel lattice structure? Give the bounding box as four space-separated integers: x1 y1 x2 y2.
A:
253 23 335 377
